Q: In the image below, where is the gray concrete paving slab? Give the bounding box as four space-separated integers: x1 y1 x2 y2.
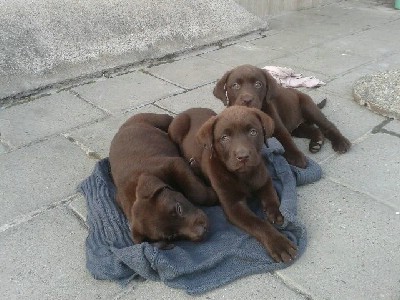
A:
72 71 184 114
324 133 400 209
384 119 400 134
0 91 106 149
271 46 371 77
145 56 229 90
250 30 330 55
0 206 127 299
320 47 400 98
200 42 285 67
155 84 225 114
118 273 307 299
321 24 400 59
66 104 168 159
324 62 400 98
0 136 95 226
0 142 8 155
272 1 398 36
277 179 400 300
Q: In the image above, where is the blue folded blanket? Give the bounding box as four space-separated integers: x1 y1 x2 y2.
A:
79 138 322 295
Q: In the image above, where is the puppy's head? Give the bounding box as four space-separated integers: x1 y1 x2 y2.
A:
131 174 208 245
197 106 274 173
213 64 278 109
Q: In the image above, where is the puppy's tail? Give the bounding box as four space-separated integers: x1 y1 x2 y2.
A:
317 98 327 109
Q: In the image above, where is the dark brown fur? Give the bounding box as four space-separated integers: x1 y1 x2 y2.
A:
109 113 217 249
213 64 351 168
169 107 297 262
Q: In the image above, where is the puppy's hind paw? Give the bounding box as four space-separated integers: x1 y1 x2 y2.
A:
309 140 323 153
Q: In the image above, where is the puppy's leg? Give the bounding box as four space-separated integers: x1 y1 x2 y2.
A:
165 158 218 206
256 177 283 225
218 195 297 263
265 102 307 168
299 94 351 153
292 123 325 153
274 122 307 168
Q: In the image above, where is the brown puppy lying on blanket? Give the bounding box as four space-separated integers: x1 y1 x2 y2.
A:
168 107 297 262
109 113 217 249
213 64 351 168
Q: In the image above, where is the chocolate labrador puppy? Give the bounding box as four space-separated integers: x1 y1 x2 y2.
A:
169 107 297 263
213 64 351 168
109 113 217 249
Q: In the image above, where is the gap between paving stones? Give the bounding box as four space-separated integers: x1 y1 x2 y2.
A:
0 194 80 233
68 89 113 116
1 114 111 153
273 273 313 300
325 175 398 212
371 118 400 138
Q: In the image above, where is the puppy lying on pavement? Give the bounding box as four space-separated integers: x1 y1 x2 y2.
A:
109 113 217 249
213 64 351 168
168 107 297 262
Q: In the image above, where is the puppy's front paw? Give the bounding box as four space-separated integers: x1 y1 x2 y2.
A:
264 206 284 225
284 151 307 168
265 233 297 263
332 137 351 153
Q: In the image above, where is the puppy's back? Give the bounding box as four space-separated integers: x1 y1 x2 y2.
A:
169 108 216 162
110 113 177 186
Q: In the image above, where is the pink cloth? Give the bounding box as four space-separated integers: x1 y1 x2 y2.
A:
263 66 326 88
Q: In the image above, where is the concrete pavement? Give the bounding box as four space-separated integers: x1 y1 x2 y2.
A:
1 1 400 299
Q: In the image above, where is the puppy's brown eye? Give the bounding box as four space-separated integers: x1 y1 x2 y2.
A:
232 83 240 90
220 134 230 143
249 129 258 136
254 81 262 88
176 203 183 216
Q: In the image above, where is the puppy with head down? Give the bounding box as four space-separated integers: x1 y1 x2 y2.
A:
109 113 217 249
169 107 297 262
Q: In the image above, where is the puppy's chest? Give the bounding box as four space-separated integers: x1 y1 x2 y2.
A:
237 171 267 192
216 168 267 196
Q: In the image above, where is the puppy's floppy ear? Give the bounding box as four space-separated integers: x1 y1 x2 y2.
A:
196 115 217 151
250 108 275 138
213 71 231 105
136 173 168 200
262 69 278 102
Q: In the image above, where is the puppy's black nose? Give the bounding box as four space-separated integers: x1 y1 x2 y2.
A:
241 98 253 106
236 155 249 162
239 94 254 106
236 149 250 162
